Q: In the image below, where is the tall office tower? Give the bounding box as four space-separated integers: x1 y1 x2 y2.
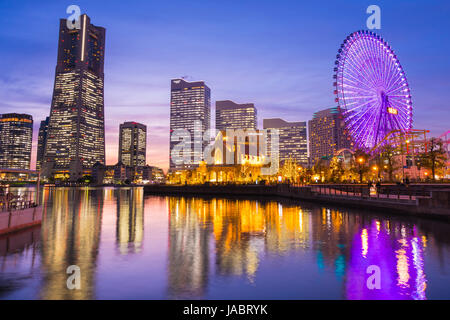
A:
43 14 106 180
308 107 353 165
215 100 257 131
263 118 308 166
119 122 147 167
170 79 211 170
36 117 50 171
0 113 33 169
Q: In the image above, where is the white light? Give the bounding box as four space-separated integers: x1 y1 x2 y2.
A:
81 15 86 62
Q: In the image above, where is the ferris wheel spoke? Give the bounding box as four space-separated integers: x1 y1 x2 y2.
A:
385 61 404 92
343 98 378 116
345 50 379 88
341 75 374 91
353 102 380 140
345 43 380 86
346 104 379 131
342 70 375 92
359 37 383 85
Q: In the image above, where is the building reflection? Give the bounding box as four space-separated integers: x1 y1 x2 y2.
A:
0 226 40 258
0 226 40 297
211 199 264 280
166 196 432 299
39 187 103 300
116 188 144 254
167 198 315 297
167 197 212 298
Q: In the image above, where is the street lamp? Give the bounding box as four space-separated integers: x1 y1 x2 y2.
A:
357 157 365 183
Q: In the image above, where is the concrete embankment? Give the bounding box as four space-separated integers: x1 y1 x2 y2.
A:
144 184 450 222
0 206 43 235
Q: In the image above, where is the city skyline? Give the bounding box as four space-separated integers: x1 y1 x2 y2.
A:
1 1 449 171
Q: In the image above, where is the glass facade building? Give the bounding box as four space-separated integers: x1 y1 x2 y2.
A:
170 79 211 170
36 116 50 171
43 14 106 180
0 113 33 169
215 100 257 131
308 107 353 165
119 122 147 167
263 118 308 166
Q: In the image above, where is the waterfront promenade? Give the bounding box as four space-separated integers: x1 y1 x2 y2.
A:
144 184 450 221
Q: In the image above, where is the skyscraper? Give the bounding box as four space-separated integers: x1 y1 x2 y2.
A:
0 113 33 169
36 116 50 172
263 118 308 166
215 100 257 131
43 14 106 180
119 122 147 167
308 107 353 165
170 79 211 170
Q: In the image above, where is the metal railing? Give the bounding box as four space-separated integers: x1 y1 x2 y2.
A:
0 190 38 212
293 184 433 203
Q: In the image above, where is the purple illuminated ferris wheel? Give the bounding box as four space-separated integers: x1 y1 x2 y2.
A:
334 30 413 151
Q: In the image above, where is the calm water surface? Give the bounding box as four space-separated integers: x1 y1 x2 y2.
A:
1 186 449 300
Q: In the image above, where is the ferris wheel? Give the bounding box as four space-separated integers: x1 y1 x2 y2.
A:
334 30 413 151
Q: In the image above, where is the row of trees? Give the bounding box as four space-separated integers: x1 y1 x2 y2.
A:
279 138 447 183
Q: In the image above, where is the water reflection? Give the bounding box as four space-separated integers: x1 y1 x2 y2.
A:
40 188 103 300
116 188 144 255
0 187 449 300
166 197 444 300
0 226 40 298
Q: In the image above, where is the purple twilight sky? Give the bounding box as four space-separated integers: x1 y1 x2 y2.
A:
0 0 449 170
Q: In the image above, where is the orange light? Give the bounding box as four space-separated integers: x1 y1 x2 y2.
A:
387 107 398 115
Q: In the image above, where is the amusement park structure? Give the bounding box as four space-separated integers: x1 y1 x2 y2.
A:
334 30 413 152
332 31 449 180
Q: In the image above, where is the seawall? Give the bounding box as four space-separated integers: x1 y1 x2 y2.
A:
144 184 450 222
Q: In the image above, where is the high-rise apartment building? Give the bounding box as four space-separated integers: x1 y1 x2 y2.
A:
36 116 50 171
170 79 211 170
119 122 147 167
263 118 308 166
0 113 33 169
308 107 353 165
215 100 257 131
43 14 106 180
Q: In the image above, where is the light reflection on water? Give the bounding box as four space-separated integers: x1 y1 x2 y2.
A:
0 186 449 300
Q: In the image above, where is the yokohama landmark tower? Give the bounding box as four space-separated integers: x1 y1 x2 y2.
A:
43 14 106 180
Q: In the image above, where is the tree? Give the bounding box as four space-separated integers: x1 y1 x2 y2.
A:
379 144 400 182
419 138 446 181
329 157 345 182
352 149 369 183
280 158 299 183
312 158 328 183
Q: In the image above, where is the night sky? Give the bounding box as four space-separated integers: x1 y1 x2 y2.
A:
0 0 449 170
